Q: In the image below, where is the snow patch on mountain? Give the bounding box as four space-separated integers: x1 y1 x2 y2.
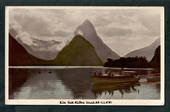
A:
9 26 69 60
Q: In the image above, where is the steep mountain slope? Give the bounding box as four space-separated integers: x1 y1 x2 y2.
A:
19 37 61 60
54 35 103 66
9 33 57 66
75 20 120 63
9 27 66 60
9 34 35 66
125 38 160 61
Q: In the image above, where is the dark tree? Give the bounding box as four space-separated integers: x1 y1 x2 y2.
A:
104 56 149 68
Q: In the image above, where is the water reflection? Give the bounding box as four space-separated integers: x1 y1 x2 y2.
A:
92 83 140 99
12 69 73 99
9 68 160 99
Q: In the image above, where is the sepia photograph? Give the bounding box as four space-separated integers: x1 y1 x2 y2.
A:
5 6 164 105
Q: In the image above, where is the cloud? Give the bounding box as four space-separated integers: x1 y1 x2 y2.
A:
12 9 58 36
101 27 133 37
54 30 73 37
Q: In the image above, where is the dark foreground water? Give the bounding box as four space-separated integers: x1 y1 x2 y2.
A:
9 68 160 99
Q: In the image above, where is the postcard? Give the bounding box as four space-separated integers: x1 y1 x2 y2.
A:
5 6 164 105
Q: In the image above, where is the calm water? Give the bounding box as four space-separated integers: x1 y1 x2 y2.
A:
9 68 160 99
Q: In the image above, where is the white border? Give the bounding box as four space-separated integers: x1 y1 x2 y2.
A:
5 6 165 105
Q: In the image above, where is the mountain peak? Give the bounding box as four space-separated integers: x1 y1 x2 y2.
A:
74 19 97 38
82 19 92 26
75 19 97 37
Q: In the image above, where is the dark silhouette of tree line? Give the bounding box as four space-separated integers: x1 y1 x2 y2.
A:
104 57 149 68
104 46 160 69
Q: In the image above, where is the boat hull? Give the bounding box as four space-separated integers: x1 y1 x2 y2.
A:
93 77 140 85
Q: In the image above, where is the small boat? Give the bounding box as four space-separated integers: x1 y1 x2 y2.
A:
93 73 140 85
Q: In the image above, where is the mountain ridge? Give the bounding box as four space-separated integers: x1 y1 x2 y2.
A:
54 35 103 66
124 38 160 61
9 33 36 66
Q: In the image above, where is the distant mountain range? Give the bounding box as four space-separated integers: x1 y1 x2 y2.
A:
9 19 160 66
125 38 160 61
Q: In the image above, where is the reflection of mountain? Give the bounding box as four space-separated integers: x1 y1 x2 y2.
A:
125 38 160 61
56 68 96 99
54 69 140 99
10 68 98 99
92 82 139 98
75 20 120 62
9 68 160 99
55 68 141 99
9 68 29 98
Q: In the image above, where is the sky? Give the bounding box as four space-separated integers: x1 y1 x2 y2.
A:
9 7 163 56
